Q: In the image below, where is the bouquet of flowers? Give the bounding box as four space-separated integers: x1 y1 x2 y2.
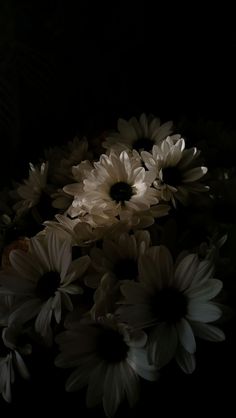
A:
0 114 233 416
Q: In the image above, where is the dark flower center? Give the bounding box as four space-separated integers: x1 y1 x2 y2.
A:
96 328 129 363
113 258 138 280
109 182 133 204
133 137 154 152
151 287 187 323
162 166 182 187
36 271 61 301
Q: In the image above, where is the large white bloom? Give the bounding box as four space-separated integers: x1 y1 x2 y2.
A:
141 136 208 206
55 315 158 417
0 230 90 343
64 150 159 226
102 113 175 153
118 245 225 373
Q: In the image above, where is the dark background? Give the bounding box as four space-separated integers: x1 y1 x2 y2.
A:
1 1 236 184
0 1 235 416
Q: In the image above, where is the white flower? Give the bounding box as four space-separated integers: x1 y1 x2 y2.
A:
87 231 152 317
55 315 158 417
0 325 31 402
141 136 208 206
102 113 175 153
0 230 90 343
64 150 159 226
13 162 51 218
51 189 73 211
118 245 225 373
44 214 129 247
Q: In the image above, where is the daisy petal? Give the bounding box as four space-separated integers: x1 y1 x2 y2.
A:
149 323 178 367
190 321 225 341
187 301 222 323
175 346 196 374
176 318 196 354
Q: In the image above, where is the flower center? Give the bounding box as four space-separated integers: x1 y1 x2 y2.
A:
133 137 154 152
36 271 61 301
96 328 129 363
109 182 133 204
151 287 187 323
113 258 138 280
162 166 182 187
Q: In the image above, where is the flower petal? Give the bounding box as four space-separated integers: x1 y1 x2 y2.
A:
187 301 222 323
176 318 196 354
148 323 178 368
190 321 225 341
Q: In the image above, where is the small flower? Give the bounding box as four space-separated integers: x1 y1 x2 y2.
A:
0 230 90 343
141 136 208 206
103 113 175 153
118 245 225 373
13 162 55 222
55 314 158 417
87 231 152 317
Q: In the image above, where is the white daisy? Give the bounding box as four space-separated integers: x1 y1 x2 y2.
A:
87 231 152 317
118 245 225 373
55 314 158 417
0 230 90 343
141 136 209 206
13 162 53 220
64 150 159 225
102 113 175 153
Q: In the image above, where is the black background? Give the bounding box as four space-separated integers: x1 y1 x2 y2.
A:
0 1 236 416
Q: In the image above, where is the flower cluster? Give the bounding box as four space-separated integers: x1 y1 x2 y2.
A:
0 114 230 416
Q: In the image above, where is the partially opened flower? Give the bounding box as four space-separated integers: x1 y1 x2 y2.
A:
0 230 90 343
118 245 225 373
103 113 175 153
141 136 208 206
55 314 158 417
